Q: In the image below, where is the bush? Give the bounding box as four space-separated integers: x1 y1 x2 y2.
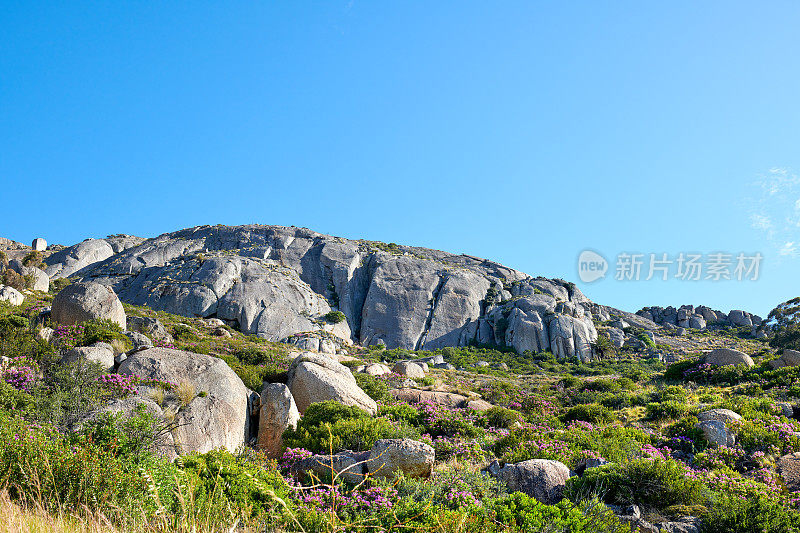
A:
354 372 390 402
283 401 416 453
646 401 691 420
1 269 26 291
563 404 615 424
701 491 800 533
177 449 293 523
566 459 707 513
324 310 346 324
82 319 132 351
483 406 523 429
22 251 43 268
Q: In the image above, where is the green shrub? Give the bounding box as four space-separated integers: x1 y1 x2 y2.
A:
701 491 800 533
324 310 346 324
563 404 615 424
566 459 707 513
651 385 689 403
483 406 523 429
379 403 423 426
178 449 293 523
354 372 390 402
283 401 416 453
82 319 132 351
646 401 691 420
22 251 44 268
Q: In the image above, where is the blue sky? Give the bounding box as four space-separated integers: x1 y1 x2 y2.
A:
2 2 799 317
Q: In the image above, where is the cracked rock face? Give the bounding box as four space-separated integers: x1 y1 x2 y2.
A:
62 224 598 360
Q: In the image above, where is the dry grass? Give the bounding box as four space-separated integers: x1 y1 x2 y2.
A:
176 381 196 408
0 492 116 533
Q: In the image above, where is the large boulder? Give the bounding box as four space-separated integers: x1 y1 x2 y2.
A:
51 282 126 329
393 361 426 378
778 452 800 492
31 238 47 251
0 285 24 306
769 349 800 369
44 238 116 279
696 420 735 447
698 409 742 424
292 450 370 484
258 383 300 458
118 348 249 454
492 459 571 504
61 343 115 371
287 353 377 415
9 261 49 292
705 348 754 368
126 315 173 344
366 439 435 479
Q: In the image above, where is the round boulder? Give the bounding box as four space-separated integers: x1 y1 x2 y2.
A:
698 409 742 424
705 348 754 368
367 439 435 479
118 347 249 454
51 282 126 329
61 343 115 371
494 459 571 504
393 361 426 378
0 285 24 306
696 420 735 447
287 353 377 415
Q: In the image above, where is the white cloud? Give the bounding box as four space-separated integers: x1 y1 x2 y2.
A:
751 168 800 260
751 213 772 231
780 242 797 256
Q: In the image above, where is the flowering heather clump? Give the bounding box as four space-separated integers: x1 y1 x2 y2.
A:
2 356 39 391
97 374 137 397
682 362 716 381
153 340 177 350
52 324 85 350
291 482 395 513
280 447 313 471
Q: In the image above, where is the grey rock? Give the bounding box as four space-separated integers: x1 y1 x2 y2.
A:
126 331 153 350
606 327 626 348
393 361 426 378
293 450 370 484
31 238 47 251
391 388 467 408
705 348 754 368
118 348 249 454
62 344 115 371
688 315 706 330
0 285 24 306
258 383 300 458
9 261 49 292
44 239 115 279
126 316 172 344
492 459 571 504
361 363 391 376
287 353 377 415
698 408 742 424
366 439 435 479
696 419 735 446
70 225 600 361
51 282 126 329
434 362 455 370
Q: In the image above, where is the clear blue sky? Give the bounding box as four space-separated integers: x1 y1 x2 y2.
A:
3 2 799 317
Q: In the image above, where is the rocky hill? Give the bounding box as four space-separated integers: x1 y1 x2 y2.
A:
44 225 603 361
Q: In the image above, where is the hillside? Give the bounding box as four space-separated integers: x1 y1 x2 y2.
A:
0 230 798 533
